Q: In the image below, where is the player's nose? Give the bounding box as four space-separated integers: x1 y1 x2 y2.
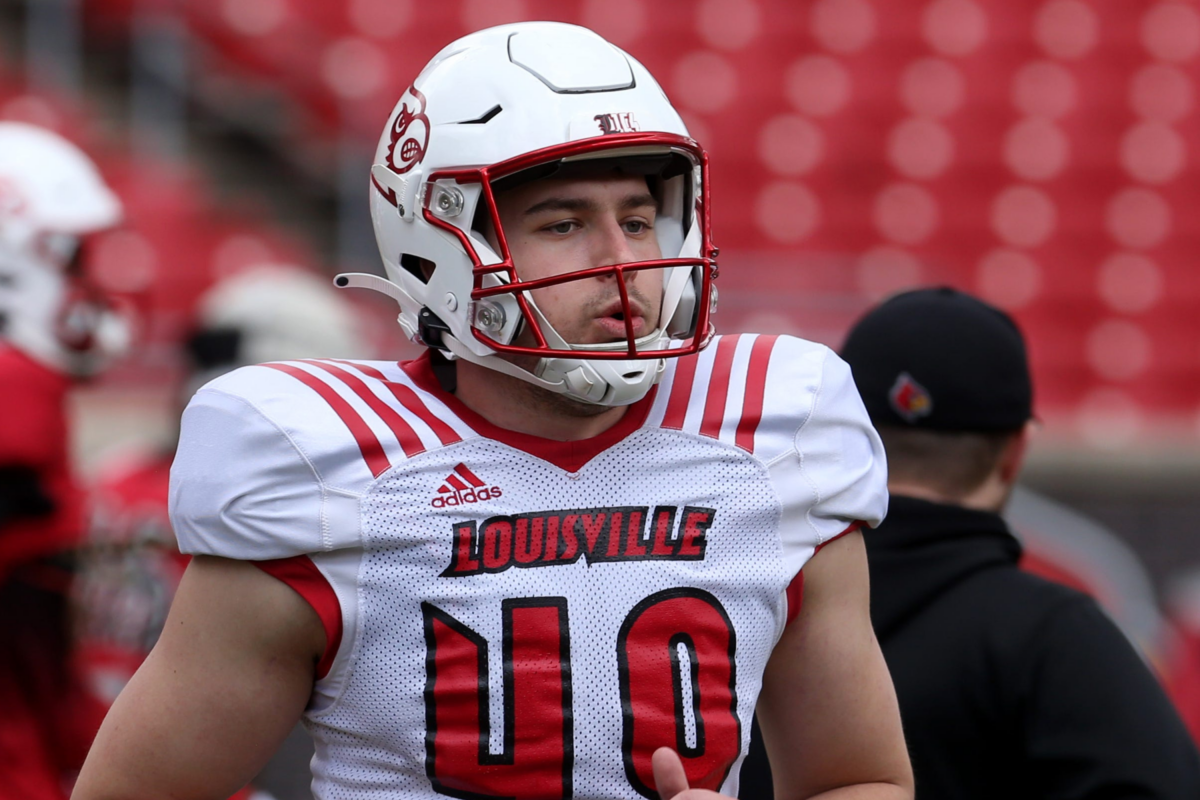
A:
591 216 640 279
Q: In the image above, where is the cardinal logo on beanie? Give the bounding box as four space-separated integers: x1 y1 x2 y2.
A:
889 372 933 423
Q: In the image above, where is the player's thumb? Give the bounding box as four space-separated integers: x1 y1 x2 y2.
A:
653 747 691 799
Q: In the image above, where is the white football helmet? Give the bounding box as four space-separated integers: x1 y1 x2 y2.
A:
343 21 717 407
0 121 127 375
185 264 369 396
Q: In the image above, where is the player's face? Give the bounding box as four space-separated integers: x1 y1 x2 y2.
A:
492 172 664 347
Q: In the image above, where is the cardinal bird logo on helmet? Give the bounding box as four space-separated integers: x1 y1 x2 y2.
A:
385 87 430 175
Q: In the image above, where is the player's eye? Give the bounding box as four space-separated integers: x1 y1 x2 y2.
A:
541 220 580 235
623 219 652 235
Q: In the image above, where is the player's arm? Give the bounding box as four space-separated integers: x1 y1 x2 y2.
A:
73 554 326 800
755 530 912 800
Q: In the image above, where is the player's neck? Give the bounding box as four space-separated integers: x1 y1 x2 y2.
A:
453 359 629 442
887 474 1014 514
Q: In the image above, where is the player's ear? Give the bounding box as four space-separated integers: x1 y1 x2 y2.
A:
997 422 1033 485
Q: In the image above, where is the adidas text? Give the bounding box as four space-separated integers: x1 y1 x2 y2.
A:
431 486 503 508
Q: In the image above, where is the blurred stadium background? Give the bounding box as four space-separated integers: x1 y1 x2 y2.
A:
2 0 1199 794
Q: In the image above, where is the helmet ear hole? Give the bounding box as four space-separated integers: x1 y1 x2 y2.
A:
400 253 435 284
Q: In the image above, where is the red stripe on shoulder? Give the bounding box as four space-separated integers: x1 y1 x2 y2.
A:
661 351 700 430
253 555 342 680
699 335 740 440
264 363 391 477
333 359 386 380
333 360 462 447
734 334 779 453
303 360 425 458
390 381 463 445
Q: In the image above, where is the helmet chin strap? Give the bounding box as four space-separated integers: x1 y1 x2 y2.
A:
443 332 665 407
336 270 669 406
441 334 564 390
504 287 669 405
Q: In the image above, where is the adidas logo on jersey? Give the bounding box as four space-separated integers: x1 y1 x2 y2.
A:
431 463 502 507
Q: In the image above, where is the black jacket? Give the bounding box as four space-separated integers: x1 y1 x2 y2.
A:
740 496 1200 799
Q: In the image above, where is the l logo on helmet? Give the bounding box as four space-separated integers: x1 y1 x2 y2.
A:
386 86 430 175
889 372 933 423
594 112 639 135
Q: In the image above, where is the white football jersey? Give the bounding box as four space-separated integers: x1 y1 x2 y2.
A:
170 334 887 800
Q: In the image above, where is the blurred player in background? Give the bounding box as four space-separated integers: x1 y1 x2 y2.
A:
0 121 128 800
742 287 1200 800
76 21 912 800
74 265 366 800
75 264 367 703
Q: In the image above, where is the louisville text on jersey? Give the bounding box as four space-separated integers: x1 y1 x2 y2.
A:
442 505 716 577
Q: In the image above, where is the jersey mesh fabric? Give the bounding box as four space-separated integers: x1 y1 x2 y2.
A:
169 335 887 799
305 431 783 798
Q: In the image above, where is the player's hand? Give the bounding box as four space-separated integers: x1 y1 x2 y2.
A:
652 747 735 800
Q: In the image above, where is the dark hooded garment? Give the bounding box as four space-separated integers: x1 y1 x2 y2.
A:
740 496 1200 800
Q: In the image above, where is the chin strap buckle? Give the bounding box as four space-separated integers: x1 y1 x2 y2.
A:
417 307 452 349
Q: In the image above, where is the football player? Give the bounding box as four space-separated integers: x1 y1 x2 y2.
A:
0 121 126 800
76 23 912 800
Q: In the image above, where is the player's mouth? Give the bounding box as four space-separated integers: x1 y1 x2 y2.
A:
594 299 648 340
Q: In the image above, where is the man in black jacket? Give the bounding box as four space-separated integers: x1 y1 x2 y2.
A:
740 287 1200 799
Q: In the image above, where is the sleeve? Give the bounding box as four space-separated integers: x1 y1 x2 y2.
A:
768 343 889 578
795 349 888 536
1023 595 1200 799
169 387 330 560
